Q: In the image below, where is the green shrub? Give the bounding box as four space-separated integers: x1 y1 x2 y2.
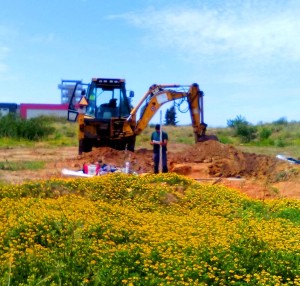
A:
259 127 272 140
0 114 55 141
227 115 257 143
274 137 286 147
217 135 235 144
236 124 257 143
255 138 274 147
227 115 247 128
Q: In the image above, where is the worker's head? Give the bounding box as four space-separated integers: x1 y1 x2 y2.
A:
155 124 160 131
109 98 117 107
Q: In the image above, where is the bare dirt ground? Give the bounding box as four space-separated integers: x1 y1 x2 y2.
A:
1 141 300 200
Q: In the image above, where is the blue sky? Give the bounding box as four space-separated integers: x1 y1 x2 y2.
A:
0 0 299 127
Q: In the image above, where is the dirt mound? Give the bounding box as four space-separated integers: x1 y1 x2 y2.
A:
63 140 291 181
169 140 287 180
62 146 154 174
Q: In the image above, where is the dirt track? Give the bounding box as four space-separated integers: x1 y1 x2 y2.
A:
0 141 300 199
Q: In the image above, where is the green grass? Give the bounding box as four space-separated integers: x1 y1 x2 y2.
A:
0 161 45 171
236 145 300 159
0 137 35 148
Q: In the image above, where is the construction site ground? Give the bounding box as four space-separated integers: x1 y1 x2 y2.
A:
1 140 300 200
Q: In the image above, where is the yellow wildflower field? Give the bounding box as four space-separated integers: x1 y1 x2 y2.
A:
0 173 300 285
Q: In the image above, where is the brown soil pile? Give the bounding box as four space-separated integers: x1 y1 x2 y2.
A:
169 140 286 179
66 140 291 181
67 147 154 173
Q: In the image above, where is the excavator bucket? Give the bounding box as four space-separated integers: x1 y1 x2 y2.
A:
197 134 219 142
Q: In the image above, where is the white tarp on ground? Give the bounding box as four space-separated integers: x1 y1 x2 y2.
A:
61 169 95 177
276 154 300 164
61 163 131 178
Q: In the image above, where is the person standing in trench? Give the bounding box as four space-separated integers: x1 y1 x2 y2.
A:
150 124 168 174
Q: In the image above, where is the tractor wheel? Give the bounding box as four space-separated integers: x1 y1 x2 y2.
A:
82 138 94 153
126 136 136 152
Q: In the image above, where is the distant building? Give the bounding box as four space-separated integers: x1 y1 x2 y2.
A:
0 80 82 119
0 103 18 116
20 104 68 119
58 79 82 104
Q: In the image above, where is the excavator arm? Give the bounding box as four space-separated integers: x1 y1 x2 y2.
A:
128 83 207 142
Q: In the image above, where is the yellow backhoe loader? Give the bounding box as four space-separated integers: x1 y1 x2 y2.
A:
67 78 215 154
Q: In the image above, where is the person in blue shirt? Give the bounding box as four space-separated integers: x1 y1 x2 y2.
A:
150 124 168 173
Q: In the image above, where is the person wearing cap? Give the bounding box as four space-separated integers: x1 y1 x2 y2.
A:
150 124 168 173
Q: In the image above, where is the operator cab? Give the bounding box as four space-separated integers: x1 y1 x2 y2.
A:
86 78 132 120
68 78 134 122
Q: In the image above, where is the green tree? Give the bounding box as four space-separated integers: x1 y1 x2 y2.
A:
165 105 178 126
273 117 288 125
227 115 257 143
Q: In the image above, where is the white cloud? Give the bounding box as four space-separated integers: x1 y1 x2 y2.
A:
29 33 56 44
116 1 300 63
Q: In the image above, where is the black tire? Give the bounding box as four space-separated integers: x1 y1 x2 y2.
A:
126 136 136 152
110 136 136 151
82 138 94 153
